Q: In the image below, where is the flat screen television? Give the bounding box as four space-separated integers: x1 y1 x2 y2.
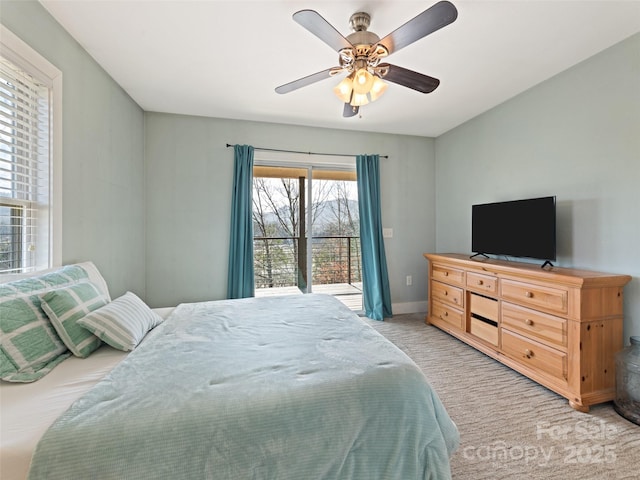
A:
471 196 556 262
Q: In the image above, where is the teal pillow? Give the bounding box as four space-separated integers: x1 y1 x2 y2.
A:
0 265 91 382
78 292 163 351
40 283 109 358
0 295 70 382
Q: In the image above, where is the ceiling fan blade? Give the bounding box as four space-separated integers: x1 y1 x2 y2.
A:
275 68 336 94
293 10 353 52
379 63 440 93
378 1 457 55
343 103 359 118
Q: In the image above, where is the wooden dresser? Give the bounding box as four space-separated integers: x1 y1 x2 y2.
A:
424 253 632 412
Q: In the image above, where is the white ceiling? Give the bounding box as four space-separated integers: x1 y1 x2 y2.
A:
39 0 640 137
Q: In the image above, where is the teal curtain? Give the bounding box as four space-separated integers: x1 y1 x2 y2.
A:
356 154 392 320
227 145 255 299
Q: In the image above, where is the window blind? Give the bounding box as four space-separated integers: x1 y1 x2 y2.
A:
0 56 51 274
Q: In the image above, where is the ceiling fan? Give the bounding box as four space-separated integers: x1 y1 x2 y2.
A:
275 1 458 118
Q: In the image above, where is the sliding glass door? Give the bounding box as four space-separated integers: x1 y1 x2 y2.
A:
252 164 362 311
309 171 361 310
252 166 309 293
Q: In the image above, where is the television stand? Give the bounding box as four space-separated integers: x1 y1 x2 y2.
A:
424 253 631 412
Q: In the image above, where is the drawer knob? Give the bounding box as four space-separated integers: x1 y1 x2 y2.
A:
525 291 533 298
525 319 534 326
444 312 449 317
444 272 449 277
524 349 533 358
444 291 448 296
477 280 484 285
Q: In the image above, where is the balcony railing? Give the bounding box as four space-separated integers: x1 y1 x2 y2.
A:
254 235 361 291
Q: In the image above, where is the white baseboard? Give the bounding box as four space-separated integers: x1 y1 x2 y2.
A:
391 301 427 315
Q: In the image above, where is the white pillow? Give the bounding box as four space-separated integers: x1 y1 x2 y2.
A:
77 292 163 351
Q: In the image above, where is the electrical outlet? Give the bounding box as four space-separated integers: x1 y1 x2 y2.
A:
383 228 393 238
406 275 412 286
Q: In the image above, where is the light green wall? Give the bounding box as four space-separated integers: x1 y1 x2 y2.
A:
0 1 146 298
5 1 637 333
435 33 640 339
144 113 436 309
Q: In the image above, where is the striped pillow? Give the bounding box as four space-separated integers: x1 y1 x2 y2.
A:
40 283 109 358
77 292 163 351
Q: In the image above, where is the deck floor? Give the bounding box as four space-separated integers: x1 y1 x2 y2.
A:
255 283 363 312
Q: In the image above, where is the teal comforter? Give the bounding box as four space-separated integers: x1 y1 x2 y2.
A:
28 295 459 479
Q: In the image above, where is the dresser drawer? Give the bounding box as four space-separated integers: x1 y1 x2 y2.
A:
431 300 464 330
469 293 498 322
501 279 568 314
432 264 464 287
466 272 498 294
431 280 464 308
470 317 498 346
502 302 567 348
502 329 567 381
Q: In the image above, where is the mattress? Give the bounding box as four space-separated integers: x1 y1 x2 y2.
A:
0 307 175 480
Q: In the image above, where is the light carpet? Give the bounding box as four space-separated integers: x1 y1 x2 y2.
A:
368 313 640 480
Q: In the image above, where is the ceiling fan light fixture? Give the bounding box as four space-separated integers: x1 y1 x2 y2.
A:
333 75 354 103
351 92 369 107
369 76 388 102
352 68 374 95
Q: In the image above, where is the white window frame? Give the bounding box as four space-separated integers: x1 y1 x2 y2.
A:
0 25 62 273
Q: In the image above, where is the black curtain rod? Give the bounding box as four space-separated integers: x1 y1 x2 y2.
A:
225 144 388 159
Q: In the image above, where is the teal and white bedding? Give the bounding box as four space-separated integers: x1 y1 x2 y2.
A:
28 294 459 479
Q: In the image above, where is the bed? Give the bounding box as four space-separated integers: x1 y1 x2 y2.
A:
1 264 459 480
